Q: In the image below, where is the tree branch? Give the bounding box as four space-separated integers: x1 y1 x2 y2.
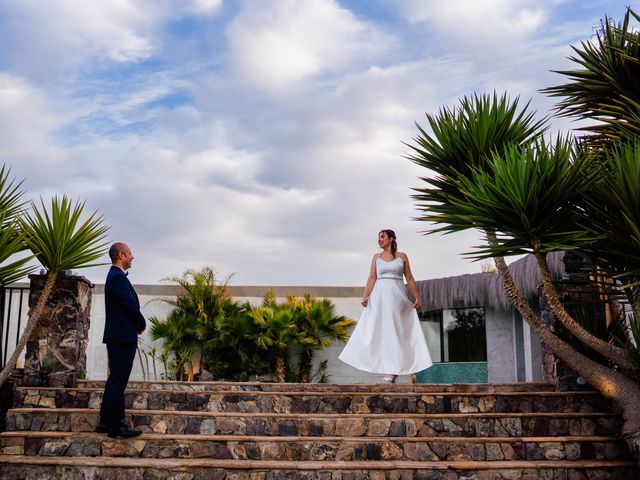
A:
534 250 632 369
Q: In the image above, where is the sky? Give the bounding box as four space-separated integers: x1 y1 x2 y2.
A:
0 0 637 287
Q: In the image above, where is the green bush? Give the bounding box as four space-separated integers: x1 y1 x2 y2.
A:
150 272 355 382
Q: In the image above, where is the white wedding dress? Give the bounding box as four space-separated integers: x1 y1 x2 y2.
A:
339 256 433 375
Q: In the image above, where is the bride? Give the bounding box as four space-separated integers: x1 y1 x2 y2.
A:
339 229 432 383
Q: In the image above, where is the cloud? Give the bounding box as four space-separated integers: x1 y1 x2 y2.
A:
396 0 547 30
1 0 627 287
188 0 224 16
226 0 392 93
0 0 173 78
393 0 550 54
0 73 71 176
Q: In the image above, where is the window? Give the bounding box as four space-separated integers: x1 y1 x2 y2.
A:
419 308 487 362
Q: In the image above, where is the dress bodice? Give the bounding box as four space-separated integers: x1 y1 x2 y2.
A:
376 256 404 280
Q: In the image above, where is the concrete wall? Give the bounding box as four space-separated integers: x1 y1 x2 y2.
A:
485 307 517 383
86 284 368 383
484 307 544 383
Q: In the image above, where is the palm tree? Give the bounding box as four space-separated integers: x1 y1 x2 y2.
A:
580 142 640 304
408 92 629 362
152 267 248 380
163 267 230 327
0 196 109 388
149 311 201 381
542 8 640 149
246 305 303 383
543 7 640 302
408 92 546 234
0 166 34 287
210 300 264 380
441 136 640 431
410 10 640 458
285 295 355 382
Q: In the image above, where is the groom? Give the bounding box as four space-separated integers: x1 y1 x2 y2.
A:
96 242 146 438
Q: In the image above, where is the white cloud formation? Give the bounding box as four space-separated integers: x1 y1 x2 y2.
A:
0 0 176 77
226 0 391 93
188 0 224 15
1 0 227 75
0 0 629 286
0 74 69 172
394 0 549 52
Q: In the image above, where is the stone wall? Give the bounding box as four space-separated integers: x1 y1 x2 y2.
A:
23 273 93 388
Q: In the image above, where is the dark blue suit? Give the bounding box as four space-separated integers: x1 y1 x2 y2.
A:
99 266 146 429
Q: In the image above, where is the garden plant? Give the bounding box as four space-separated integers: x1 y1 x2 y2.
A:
408 7 640 460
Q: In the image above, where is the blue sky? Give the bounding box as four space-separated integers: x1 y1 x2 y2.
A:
0 0 637 286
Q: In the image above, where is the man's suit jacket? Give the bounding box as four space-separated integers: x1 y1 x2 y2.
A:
102 265 146 344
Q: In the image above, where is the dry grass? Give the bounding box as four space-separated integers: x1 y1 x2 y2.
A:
417 252 564 311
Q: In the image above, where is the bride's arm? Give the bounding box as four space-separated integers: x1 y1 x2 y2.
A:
361 254 378 307
401 252 421 309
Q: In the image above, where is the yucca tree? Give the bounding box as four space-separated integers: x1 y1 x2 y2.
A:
285 295 355 382
0 166 34 287
441 137 640 437
408 94 640 457
408 93 631 364
542 7 640 374
582 142 640 292
543 8 640 148
544 7 640 298
464 138 632 367
0 196 109 388
408 92 547 233
574 142 640 377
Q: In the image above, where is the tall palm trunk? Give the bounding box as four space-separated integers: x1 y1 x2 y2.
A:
533 250 632 368
275 353 286 383
298 349 313 383
0 272 58 388
630 299 640 329
136 347 147 381
489 237 640 463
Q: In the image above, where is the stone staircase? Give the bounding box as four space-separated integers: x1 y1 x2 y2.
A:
0 380 637 479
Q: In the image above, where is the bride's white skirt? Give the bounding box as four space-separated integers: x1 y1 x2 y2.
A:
339 279 433 375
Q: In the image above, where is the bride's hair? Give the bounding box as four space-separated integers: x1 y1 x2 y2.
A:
380 229 397 257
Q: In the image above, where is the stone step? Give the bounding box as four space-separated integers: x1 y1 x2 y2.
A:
13 387 610 414
78 379 557 393
6 408 624 437
0 455 637 479
1 431 630 462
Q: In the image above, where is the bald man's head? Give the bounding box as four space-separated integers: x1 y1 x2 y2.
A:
109 242 134 270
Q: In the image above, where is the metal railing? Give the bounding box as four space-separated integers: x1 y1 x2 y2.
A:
0 286 30 370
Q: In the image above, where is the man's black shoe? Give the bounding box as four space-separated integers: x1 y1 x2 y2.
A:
95 423 108 434
107 426 142 438
96 419 126 434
